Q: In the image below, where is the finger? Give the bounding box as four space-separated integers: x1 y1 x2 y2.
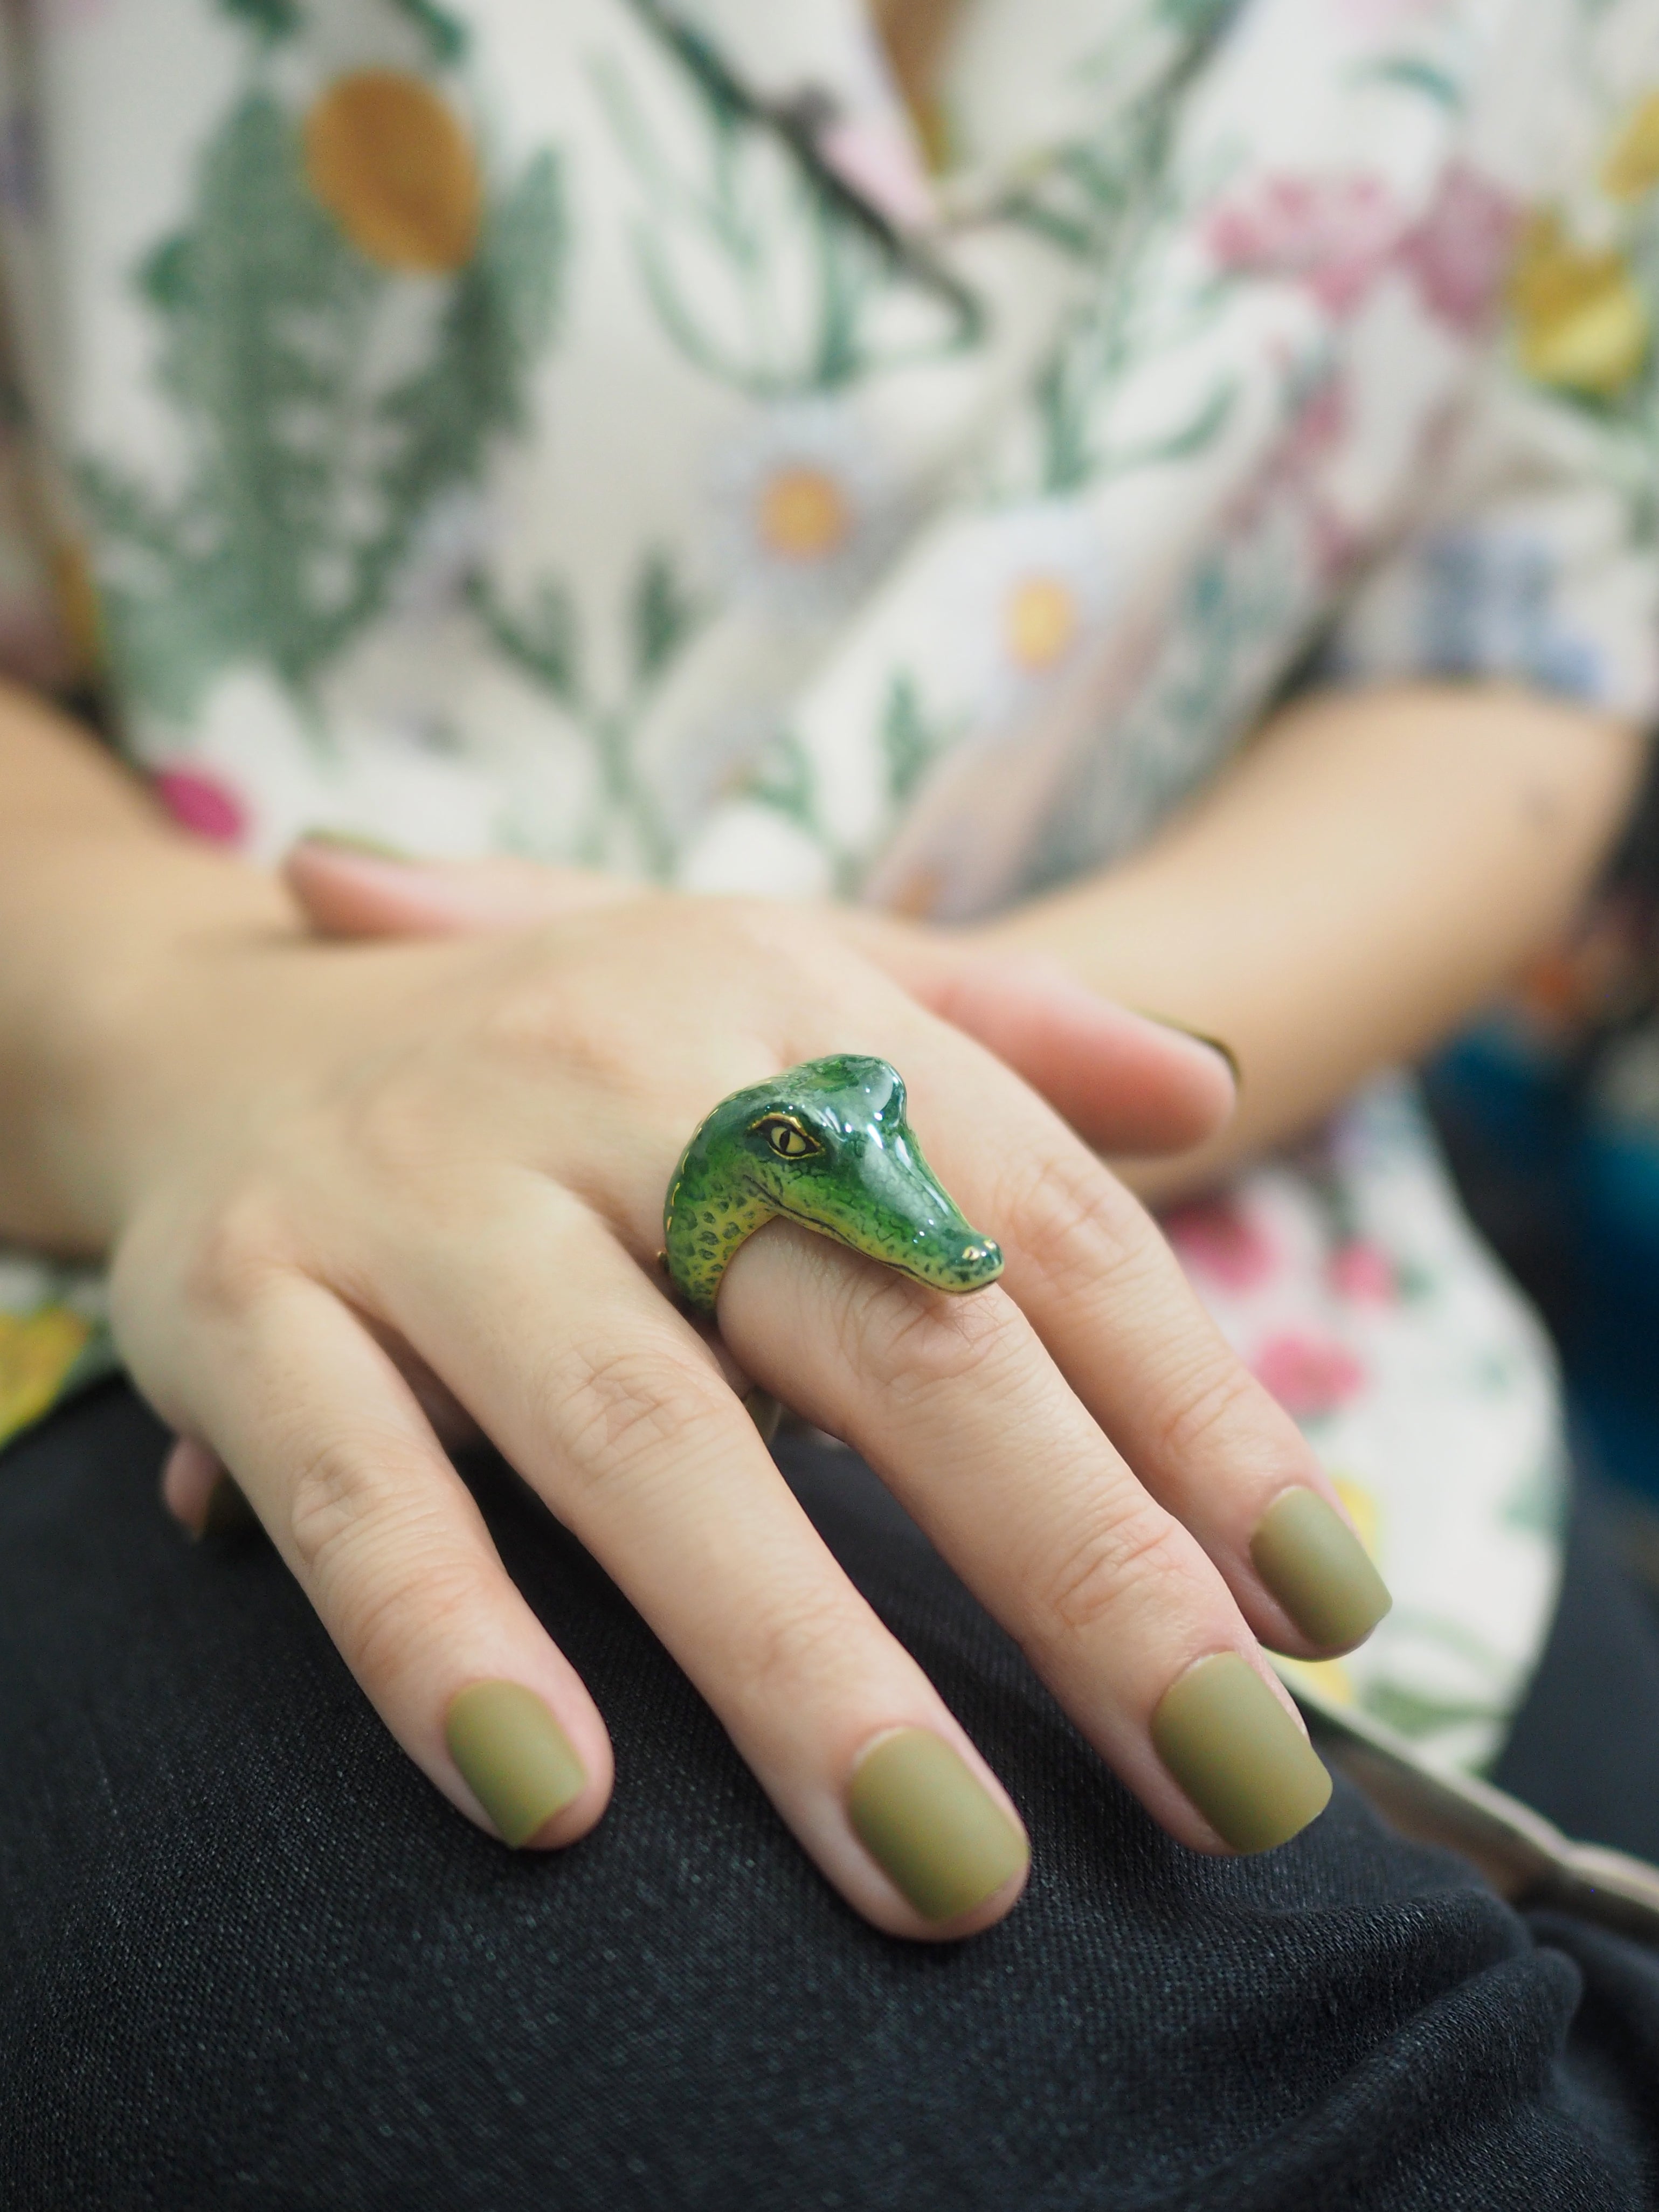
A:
359 1186 1031 1939
886 1028 1390 1663
919 953 1236 1154
161 1434 224 1531
720 1223 1331 1856
285 842 634 938
838 922 1236 1154
142 1268 615 1849
282 849 1236 1158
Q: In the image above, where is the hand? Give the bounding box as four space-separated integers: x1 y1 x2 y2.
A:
282 840 1236 1157
121 882 1380 1941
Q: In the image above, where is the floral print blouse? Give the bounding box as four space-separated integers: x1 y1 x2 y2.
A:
2 0 1658 1780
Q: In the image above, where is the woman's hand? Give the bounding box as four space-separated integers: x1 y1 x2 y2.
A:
91 870 1389 1941
282 839 1236 1158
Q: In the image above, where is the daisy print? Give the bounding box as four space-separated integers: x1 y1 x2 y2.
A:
951 498 1112 720
708 399 904 626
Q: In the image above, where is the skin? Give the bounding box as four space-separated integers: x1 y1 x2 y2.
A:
663 1055 1004 1314
0 664 1640 1942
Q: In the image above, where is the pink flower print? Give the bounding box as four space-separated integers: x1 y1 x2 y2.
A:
1163 1198 1278 1292
1397 162 1520 337
1206 174 1404 316
153 765 247 846
1328 1239 1395 1304
1252 1332 1367 1421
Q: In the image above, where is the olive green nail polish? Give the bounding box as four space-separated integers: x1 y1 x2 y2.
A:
1250 1488 1392 1652
1151 1654 1332 1853
1137 1011 1240 1086
847 1729 1027 1920
445 1682 586 1847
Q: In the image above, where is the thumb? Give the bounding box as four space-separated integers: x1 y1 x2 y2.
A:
855 929 1238 1157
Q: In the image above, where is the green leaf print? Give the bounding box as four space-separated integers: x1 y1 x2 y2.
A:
79 95 563 731
471 549 707 877
1358 1681 1505 1743
389 0 469 65
1352 57 1464 111
217 0 465 58
596 36 977 398
467 572 582 707
880 670 962 809
632 547 702 684
216 0 303 38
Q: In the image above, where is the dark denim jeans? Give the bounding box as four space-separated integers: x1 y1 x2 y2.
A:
3 1382 1658 2210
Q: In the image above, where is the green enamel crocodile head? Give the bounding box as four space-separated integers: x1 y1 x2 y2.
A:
663 1054 1005 1315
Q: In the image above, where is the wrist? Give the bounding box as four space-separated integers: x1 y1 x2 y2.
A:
0 828 295 1251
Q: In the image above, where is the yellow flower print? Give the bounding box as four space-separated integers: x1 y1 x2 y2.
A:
1508 211 1649 396
1003 574 1080 673
1276 1654 1356 1707
304 72 481 273
1601 91 1659 203
1332 1473 1380 1559
0 1304 91 1448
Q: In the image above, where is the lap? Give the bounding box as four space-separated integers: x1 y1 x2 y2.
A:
1 1384 1656 2211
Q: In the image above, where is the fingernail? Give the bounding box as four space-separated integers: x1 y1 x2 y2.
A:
743 1387 783 1446
445 1681 586 1847
1250 1487 1392 1652
847 1729 1027 1920
1135 1011 1240 1086
1151 1653 1331 1852
294 827 414 861
201 1470 261 1541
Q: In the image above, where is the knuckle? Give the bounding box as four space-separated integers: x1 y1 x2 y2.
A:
745 1586 869 1702
1151 1355 1266 1466
841 1271 1027 1402
334 1063 454 1192
177 1187 292 1320
1040 1502 1191 1637
347 1547 484 1688
545 1339 732 1484
285 1433 482 1679
1004 1145 1147 1303
286 1428 387 1578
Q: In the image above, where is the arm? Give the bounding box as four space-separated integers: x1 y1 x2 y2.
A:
0 682 1367 1939
987 682 1645 1198
0 686 290 1252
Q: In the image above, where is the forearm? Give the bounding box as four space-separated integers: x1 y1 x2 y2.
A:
0 685 289 1251
988 682 1645 1198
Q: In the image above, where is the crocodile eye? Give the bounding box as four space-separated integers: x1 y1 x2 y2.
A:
755 1115 820 1160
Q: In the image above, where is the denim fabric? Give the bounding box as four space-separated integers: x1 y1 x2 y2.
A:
2 1382 1656 2210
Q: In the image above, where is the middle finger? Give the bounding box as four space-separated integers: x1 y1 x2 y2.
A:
719 1223 1332 1856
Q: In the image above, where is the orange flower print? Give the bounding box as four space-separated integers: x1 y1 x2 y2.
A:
755 467 853 566
305 72 481 273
